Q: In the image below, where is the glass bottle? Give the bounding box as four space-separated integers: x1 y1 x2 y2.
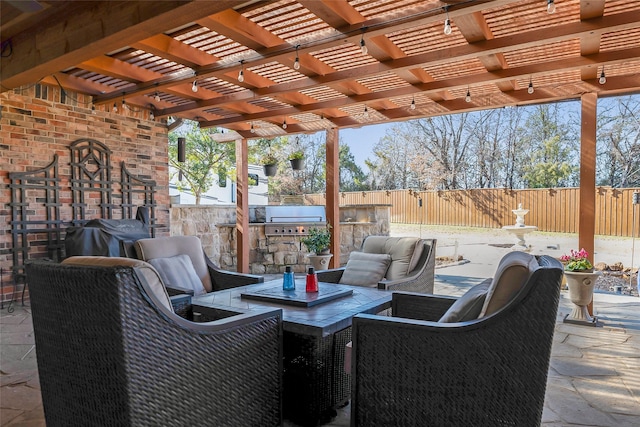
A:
306 266 318 292
283 265 295 291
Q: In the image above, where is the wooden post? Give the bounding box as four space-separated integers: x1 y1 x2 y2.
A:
579 92 597 315
326 127 340 268
236 137 250 273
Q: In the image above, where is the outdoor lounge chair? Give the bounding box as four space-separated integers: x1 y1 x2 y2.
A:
317 236 436 294
25 257 283 427
134 235 263 295
349 252 563 427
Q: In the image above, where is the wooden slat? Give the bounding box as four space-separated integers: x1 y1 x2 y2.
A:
306 187 640 237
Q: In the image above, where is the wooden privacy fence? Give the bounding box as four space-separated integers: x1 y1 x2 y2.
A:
306 187 640 237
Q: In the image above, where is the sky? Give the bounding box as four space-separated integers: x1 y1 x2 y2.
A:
339 122 394 169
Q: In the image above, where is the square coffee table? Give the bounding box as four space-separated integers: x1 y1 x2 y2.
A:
192 279 392 426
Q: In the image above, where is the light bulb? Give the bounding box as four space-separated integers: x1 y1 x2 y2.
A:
364 105 369 118
250 123 255 134
154 92 161 102
282 119 287 129
149 110 155 120
444 18 452 35
360 37 368 55
294 46 301 70
599 69 606 85
528 81 534 94
547 0 555 14
192 80 198 93
113 102 118 113
465 89 471 103
410 98 416 110
238 69 244 83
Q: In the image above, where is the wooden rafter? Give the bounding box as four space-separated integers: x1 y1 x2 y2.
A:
2 0 639 137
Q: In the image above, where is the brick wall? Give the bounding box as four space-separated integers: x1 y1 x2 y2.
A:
0 85 170 304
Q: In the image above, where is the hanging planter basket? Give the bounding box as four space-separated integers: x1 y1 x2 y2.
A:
290 158 304 170
263 164 278 177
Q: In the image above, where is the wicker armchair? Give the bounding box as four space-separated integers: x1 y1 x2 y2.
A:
317 237 436 294
134 235 263 294
349 255 563 427
25 258 283 427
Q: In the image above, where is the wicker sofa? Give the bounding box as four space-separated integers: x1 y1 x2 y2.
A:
317 236 436 294
348 253 563 427
25 257 283 427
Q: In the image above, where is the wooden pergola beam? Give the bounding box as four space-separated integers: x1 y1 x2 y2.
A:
236 137 250 273
326 127 340 269
579 92 598 316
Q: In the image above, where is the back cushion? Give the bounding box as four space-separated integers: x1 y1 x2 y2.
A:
339 252 392 287
479 251 538 317
362 236 422 281
135 236 212 292
61 256 173 312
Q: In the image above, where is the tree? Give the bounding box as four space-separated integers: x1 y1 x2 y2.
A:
519 104 577 188
169 121 236 205
366 126 419 190
398 114 474 189
596 96 640 187
338 144 368 191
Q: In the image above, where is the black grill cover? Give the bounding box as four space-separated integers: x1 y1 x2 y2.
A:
64 219 150 258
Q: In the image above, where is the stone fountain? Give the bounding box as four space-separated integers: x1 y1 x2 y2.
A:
502 203 538 251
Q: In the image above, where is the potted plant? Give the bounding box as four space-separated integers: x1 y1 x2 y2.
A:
289 150 304 170
262 153 278 177
560 248 600 325
301 225 332 270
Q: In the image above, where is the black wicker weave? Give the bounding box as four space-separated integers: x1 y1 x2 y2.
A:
350 255 563 427
317 238 436 294
25 261 283 427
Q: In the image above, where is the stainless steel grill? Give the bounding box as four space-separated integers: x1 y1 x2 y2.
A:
264 206 326 236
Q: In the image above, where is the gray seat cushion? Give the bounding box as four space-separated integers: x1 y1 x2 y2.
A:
339 252 392 287
135 235 212 292
439 281 490 323
148 254 206 296
361 236 423 281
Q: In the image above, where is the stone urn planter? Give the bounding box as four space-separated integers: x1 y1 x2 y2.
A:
564 270 601 325
307 253 333 271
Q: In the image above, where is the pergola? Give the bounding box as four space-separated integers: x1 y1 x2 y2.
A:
2 0 640 272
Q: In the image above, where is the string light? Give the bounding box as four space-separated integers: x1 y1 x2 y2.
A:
410 96 416 110
363 105 369 118
112 102 118 113
528 77 534 94
238 61 245 83
282 118 287 129
443 7 452 35
250 123 255 133
360 29 368 55
293 45 301 70
191 80 198 93
547 0 556 14
149 108 155 120
599 67 606 84
465 87 471 103
154 92 161 102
